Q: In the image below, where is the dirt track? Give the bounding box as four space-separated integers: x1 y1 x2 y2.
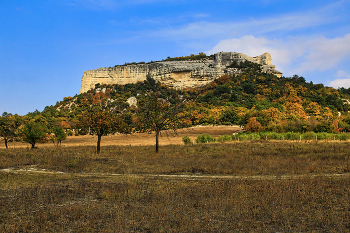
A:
2 165 350 181
0 125 242 149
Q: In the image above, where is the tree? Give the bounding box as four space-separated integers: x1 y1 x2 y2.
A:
245 117 262 132
0 115 18 148
220 108 239 124
135 93 189 153
50 127 67 146
77 104 130 153
19 121 48 148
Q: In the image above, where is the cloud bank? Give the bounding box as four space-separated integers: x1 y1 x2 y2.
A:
206 34 350 79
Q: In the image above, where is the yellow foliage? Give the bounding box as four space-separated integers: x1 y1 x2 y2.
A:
306 102 321 116
246 117 262 132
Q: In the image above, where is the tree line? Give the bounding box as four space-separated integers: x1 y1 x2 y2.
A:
2 68 350 152
0 92 188 153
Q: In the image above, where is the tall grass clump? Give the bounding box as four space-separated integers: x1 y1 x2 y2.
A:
196 134 216 143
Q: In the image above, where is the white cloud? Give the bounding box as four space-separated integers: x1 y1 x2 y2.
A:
329 79 350 89
145 1 346 41
150 11 329 40
293 35 350 73
328 70 350 89
205 34 350 77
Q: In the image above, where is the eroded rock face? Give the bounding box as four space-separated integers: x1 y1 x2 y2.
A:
80 52 282 93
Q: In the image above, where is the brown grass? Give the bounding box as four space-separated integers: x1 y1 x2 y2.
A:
1 141 350 176
1 128 350 232
1 173 349 232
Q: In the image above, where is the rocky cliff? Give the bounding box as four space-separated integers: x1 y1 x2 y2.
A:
80 52 282 93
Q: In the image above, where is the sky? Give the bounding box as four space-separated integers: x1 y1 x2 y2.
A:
1 0 350 115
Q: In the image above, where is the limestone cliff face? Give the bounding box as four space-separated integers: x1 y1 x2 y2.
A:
80 52 282 93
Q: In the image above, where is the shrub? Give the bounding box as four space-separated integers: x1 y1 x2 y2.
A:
249 133 261 140
337 133 350 141
217 135 232 142
66 130 73 136
232 133 249 141
316 132 333 141
50 127 67 146
182 136 192 145
196 134 216 143
260 131 283 140
283 132 301 141
302 131 317 140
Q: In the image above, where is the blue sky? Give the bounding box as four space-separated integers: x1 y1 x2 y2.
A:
1 0 350 115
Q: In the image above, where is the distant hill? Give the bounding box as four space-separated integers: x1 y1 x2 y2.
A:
39 60 350 134
80 52 282 93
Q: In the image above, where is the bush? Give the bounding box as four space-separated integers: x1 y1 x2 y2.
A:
302 131 317 140
196 134 216 143
232 133 249 141
217 135 232 142
260 131 283 140
283 132 301 141
316 132 333 141
66 130 73 136
337 133 350 141
182 136 192 145
50 127 67 146
249 133 261 140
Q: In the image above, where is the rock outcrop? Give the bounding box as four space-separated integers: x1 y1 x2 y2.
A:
80 52 282 93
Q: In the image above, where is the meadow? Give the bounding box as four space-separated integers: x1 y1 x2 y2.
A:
1 138 350 232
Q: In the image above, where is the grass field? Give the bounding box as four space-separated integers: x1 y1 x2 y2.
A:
1 128 350 232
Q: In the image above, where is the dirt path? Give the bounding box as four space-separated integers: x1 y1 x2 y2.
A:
2 166 350 181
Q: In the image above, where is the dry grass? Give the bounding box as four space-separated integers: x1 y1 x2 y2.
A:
1 135 350 232
1 173 349 232
1 141 350 175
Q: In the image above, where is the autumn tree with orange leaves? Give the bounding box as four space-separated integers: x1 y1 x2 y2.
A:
245 117 262 132
77 104 130 153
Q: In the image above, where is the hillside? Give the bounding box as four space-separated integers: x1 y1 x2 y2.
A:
80 52 282 93
37 60 350 134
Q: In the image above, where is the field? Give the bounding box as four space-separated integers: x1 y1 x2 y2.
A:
1 126 350 232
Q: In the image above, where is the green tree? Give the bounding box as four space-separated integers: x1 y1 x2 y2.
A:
220 108 239 124
135 93 189 153
50 127 67 146
19 121 48 148
0 115 19 148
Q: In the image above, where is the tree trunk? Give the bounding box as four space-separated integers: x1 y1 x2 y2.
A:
156 131 159 153
4 138 8 149
97 134 102 154
31 143 35 149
